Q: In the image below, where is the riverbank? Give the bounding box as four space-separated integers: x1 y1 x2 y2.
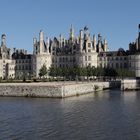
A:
0 81 120 98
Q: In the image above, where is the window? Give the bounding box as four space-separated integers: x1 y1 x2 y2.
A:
88 43 91 47
88 56 91 61
112 63 113 68
124 57 127 60
66 57 68 62
85 56 87 61
124 63 128 68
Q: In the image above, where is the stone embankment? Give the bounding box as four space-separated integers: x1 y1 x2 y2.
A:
0 81 120 98
121 79 140 91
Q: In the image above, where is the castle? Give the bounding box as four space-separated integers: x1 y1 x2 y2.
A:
0 25 140 79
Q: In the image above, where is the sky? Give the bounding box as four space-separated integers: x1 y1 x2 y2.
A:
0 0 140 53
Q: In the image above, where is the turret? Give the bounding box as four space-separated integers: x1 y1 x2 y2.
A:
9 48 12 59
1 34 6 46
33 37 38 55
33 37 37 45
59 34 63 48
46 37 50 53
97 33 102 52
70 24 74 42
79 30 83 52
62 38 66 46
39 30 44 53
93 35 96 51
103 39 108 52
84 26 90 40
136 38 138 50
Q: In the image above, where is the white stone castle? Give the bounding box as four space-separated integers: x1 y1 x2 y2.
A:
1 25 140 79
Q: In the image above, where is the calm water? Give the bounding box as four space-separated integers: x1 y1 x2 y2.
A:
0 90 140 140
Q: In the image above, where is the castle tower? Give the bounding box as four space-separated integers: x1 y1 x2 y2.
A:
136 38 138 50
39 30 44 53
59 34 63 48
33 37 37 45
1 34 6 46
97 33 102 52
84 26 89 40
79 30 83 52
93 35 96 51
103 39 108 52
33 37 37 55
70 24 74 42
46 37 50 53
9 48 12 59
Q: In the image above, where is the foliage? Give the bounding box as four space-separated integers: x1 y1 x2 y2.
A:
39 64 47 78
48 65 135 81
116 69 135 78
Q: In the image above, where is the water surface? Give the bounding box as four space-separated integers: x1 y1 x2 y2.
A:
0 90 140 140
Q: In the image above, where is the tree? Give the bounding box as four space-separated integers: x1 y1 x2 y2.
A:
116 68 135 79
39 64 47 78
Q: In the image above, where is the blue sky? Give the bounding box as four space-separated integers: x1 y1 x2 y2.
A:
0 0 139 53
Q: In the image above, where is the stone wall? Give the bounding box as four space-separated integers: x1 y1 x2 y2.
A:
121 79 140 90
0 83 62 98
62 82 110 97
0 81 118 98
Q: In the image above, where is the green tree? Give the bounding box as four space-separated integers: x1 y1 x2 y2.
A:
39 64 47 78
116 68 135 79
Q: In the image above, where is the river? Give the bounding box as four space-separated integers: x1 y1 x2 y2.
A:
0 90 140 140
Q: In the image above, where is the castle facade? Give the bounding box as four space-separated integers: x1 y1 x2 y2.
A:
0 25 140 79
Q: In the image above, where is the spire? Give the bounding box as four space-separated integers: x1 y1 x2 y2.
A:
70 24 74 41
